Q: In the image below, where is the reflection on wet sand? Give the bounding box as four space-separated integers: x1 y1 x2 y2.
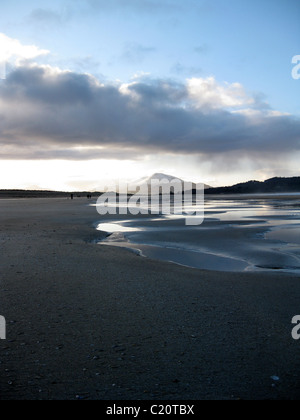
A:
96 195 300 273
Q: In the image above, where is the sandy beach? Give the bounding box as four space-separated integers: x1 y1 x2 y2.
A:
1 198 300 400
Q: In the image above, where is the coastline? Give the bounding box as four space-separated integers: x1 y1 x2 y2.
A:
1 198 300 400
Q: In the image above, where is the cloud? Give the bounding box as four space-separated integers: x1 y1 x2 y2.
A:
187 77 255 110
64 0 211 19
0 63 299 163
23 0 213 31
28 8 64 26
120 43 156 64
170 62 203 77
83 0 187 14
0 33 49 64
194 44 210 55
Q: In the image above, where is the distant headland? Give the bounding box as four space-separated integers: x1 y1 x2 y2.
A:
205 177 300 194
1 176 300 198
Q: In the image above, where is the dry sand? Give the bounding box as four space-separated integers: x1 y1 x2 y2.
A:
0 198 300 400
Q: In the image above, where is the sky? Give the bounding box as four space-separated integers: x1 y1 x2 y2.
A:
0 0 299 190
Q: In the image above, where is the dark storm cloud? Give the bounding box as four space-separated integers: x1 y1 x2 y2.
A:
0 65 299 160
4 66 96 104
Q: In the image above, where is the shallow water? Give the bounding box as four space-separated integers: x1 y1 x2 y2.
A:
95 195 300 273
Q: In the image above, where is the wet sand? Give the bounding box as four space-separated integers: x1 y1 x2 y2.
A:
0 198 300 400
97 195 300 273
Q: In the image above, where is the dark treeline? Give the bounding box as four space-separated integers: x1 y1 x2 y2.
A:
0 190 100 199
205 177 300 195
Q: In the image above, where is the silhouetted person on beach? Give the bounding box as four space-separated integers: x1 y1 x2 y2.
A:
71 194 74 200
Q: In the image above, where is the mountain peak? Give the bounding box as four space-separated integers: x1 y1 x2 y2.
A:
148 173 184 182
